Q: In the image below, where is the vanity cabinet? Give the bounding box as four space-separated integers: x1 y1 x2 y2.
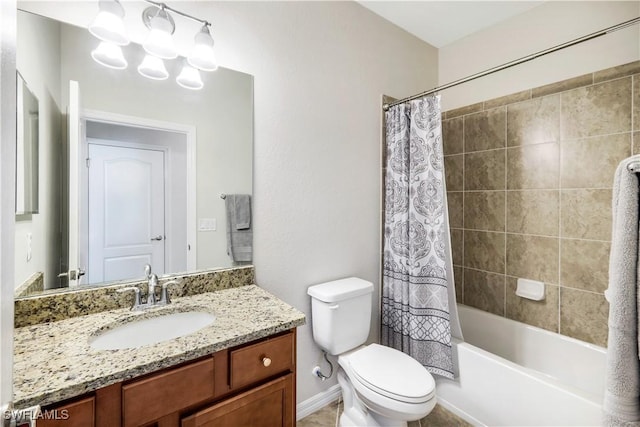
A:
38 329 296 427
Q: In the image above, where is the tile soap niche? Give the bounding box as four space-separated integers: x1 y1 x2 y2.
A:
515 278 545 301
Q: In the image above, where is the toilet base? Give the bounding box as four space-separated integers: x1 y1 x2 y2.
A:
338 369 409 427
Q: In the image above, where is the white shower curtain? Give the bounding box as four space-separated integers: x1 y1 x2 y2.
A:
381 95 461 379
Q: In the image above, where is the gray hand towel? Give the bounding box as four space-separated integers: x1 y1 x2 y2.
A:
234 195 251 230
225 194 253 263
603 155 640 426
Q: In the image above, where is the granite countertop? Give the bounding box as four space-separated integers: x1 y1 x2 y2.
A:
13 285 306 408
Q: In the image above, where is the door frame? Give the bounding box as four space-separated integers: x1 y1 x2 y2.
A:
83 109 197 271
0 0 17 413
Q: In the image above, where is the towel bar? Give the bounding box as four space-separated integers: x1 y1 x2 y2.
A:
628 162 640 173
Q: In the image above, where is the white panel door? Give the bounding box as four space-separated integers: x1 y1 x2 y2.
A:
88 144 165 283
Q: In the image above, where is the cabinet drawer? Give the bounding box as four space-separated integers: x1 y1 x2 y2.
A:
182 374 294 427
122 357 214 427
37 396 95 427
230 332 294 389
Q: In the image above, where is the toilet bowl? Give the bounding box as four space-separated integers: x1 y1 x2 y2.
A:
307 278 437 427
338 344 436 426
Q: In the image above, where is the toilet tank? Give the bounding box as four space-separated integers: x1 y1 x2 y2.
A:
307 277 373 355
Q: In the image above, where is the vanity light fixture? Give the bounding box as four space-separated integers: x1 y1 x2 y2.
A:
138 54 169 80
88 0 130 46
91 41 128 69
88 0 218 89
176 61 204 90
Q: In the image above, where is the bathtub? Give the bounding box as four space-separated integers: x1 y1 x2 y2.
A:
436 305 607 426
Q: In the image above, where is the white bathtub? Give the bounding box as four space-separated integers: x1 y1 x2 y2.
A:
436 305 607 426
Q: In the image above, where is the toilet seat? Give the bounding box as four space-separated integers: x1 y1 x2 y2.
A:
340 344 435 404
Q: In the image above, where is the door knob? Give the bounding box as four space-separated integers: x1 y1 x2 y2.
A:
150 235 164 241
262 357 272 367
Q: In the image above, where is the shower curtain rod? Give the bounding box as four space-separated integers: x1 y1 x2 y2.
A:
382 16 640 111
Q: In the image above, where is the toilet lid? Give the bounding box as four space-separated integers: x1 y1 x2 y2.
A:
348 344 435 402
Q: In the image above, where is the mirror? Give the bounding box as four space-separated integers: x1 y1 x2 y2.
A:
15 9 253 297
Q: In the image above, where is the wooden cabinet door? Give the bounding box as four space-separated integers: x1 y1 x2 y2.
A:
181 374 294 427
38 396 95 427
122 357 215 427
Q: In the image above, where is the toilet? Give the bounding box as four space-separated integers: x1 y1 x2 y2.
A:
307 277 436 427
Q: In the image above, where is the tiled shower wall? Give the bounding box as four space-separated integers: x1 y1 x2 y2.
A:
443 60 640 347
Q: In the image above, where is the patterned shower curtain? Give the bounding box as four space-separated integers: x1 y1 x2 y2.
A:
381 95 454 379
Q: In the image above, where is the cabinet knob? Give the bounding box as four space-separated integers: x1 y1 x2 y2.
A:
262 357 272 367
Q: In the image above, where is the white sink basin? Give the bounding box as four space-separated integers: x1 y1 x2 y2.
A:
90 311 216 350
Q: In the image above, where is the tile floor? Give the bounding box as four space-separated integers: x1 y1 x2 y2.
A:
297 400 472 427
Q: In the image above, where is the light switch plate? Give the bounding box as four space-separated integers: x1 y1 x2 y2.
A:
198 218 217 231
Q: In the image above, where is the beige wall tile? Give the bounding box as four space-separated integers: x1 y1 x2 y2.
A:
560 239 610 293
506 190 559 236
531 73 593 98
560 288 609 347
465 149 506 191
561 133 631 189
506 234 559 284
447 191 463 228
464 191 506 232
593 61 640 84
634 132 640 155
464 230 505 273
463 268 506 316
561 77 632 139
464 107 506 152
451 228 463 267
506 278 559 332
444 154 464 191
443 117 464 155
507 95 560 147
446 102 484 119
507 142 559 189
484 89 531 110
561 189 612 241
436 63 629 345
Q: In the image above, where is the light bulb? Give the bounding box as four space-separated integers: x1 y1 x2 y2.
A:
91 41 127 69
176 63 204 90
88 0 129 46
138 55 169 80
142 9 177 59
187 25 218 72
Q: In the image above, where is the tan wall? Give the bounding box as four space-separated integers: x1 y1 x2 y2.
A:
443 61 640 347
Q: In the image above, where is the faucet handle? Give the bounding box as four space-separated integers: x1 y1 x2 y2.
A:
159 280 181 305
144 264 152 280
117 286 142 310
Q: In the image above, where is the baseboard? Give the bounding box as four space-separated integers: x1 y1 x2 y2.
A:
296 384 342 421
